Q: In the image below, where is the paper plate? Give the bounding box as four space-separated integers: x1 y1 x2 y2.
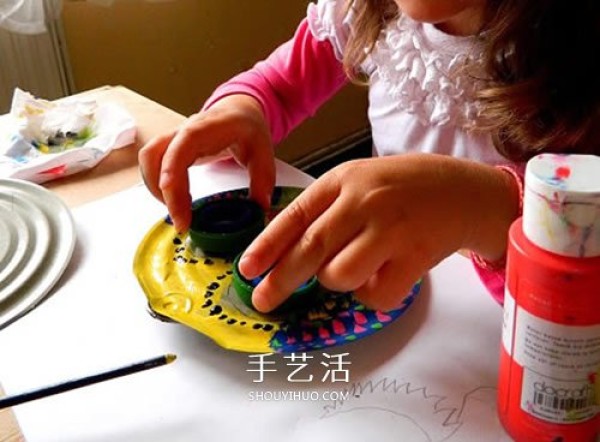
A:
0 179 76 330
133 187 420 353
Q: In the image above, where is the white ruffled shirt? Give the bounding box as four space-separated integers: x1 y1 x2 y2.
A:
308 0 510 166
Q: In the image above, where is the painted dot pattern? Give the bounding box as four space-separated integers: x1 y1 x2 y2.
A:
134 187 421 353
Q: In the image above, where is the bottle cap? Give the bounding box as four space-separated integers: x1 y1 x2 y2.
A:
188 197 265 257
523 154 600 257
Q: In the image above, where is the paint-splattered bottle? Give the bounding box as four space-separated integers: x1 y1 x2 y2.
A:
498 154 600 441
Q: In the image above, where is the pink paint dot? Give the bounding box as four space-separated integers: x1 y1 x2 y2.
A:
332 320 346 335
376 311 392 323
324 339 337 346
286 337 296 344
318 327 330 339
354 325 367 334
39 164 67 176
353 311 367 324
555 166 571 179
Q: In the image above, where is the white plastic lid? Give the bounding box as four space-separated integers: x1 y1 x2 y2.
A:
523 154 600 257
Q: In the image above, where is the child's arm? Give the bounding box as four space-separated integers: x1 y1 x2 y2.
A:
470 166 524 305
139 18 349 233
203 18 349 143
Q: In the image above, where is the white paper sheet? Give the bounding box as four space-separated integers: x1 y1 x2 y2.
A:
0 159 511 441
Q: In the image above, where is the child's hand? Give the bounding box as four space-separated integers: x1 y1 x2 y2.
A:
238 154 520 312
138 95 275 233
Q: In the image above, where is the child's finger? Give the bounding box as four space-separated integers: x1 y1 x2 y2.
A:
245 143 276 211
158 120 235 231
161 173 192 233
355 258 421 312
249 240 344 313
138 131 177 203
238 176 342 279
247 193 364 312
316 226 388 292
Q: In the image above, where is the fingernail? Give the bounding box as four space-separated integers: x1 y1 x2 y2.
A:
252 290 271 313
173 220 182 234
238 255 256 278
175 224 188 236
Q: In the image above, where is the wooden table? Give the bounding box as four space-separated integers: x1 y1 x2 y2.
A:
0 85 185 442
0 86 510 442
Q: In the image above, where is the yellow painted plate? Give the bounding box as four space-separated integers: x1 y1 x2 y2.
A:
133 187 420 353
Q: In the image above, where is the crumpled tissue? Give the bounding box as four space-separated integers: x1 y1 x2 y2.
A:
0 88 137 183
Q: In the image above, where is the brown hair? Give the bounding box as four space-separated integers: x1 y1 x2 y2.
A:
342 0 600 162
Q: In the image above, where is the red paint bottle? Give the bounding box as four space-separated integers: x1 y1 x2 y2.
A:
498 154 600 441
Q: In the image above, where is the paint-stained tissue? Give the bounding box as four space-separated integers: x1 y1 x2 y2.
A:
0 88 136 184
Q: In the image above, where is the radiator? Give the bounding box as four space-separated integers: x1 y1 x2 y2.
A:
0 5 72 113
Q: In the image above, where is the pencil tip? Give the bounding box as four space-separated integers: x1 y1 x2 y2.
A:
165 354 177 364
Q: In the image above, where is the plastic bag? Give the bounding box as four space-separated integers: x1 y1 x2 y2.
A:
0 88 136 183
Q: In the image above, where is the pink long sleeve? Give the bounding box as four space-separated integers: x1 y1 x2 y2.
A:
203 18 349 144
471 263 506 305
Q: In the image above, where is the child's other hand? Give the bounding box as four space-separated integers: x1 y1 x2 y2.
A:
238 154 519 312
138 95 275 233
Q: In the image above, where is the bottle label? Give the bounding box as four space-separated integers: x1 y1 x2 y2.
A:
521 367 597 423
504 290 600 423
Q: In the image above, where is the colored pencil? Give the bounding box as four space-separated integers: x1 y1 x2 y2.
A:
0 353 177 409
